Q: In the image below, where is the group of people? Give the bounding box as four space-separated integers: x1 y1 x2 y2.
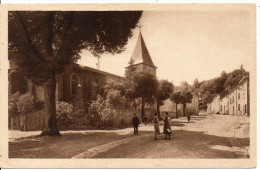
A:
132 112 172 140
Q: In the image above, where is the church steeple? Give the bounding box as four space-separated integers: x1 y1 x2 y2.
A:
128 32 156 68
126 32 157 76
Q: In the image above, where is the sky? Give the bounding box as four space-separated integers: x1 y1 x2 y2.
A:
78 5 255 86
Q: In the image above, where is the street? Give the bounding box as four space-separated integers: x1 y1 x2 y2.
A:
9 114 249 158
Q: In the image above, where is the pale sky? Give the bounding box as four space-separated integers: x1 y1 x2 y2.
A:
78 7 255 86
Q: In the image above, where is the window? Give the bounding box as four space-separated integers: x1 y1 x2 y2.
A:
245 104 247 113
232 96 234 103
230 98 231 104
238 104 240 111
238 93 240 99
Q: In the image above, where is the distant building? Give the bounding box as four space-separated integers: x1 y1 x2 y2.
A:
219 90 229 115
207 94 220 114
207 76 249 116
160 94 199 117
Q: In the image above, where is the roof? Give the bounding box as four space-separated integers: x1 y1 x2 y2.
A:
208 76 249 103
73 64 124 79
219 90 229 99
126 33 156 68
238 76 249 85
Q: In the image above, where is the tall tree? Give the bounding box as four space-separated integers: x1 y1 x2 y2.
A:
9 11 142 136
180 92 193 117
131 72 158 122
156 80 174 118
170 91 182 118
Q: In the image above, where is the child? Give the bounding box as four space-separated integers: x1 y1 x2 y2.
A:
153 113 160 140
163 112 171 140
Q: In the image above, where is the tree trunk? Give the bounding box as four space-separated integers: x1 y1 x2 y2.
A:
183 103 186 117
133 98 137 109
157 99 161 119
41 72 60 136
141 97 145 123
176 103 178 118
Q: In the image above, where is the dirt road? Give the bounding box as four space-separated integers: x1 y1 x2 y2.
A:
9 114 249 158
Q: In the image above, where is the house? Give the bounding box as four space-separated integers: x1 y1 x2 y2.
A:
160 94 199 117
228 76 249 116
207 94 220 114
219 90 229 115
207 76 249 116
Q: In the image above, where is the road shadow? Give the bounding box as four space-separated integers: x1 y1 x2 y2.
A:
94 129 250 159
9 131 136 158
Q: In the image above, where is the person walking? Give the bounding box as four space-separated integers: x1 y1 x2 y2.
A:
153 113 160 140
163 112 171 140
132 113 140 134
187 112 191 122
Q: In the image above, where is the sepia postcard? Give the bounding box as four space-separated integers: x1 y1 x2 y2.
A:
0 3 257 168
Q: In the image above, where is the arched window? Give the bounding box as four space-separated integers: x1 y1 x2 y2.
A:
71 75 79 96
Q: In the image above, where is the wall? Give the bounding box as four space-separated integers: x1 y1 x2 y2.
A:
220 96 229 115
236 80 248 116
9 110 45 131
207 95 220 114
228 90 236 115
160 96 199 116
125 64 156 77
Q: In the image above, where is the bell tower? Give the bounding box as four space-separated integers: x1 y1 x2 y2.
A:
125 32 157 77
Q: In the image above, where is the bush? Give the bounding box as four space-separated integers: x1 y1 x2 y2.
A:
107 89 126 108
88 95 115 127
8 92 20 117
16 92 34 115
34 101 45 110
56 101 74 126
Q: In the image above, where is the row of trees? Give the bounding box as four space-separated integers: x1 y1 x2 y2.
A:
105 72 174 122
105 73 195 121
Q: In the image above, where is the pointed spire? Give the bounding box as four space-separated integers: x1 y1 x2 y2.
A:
127 32 156 68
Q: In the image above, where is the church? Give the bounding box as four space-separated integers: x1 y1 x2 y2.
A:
9 32 157 112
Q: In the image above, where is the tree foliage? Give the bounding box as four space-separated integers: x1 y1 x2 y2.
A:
192 67 249 108
156 80 174 113
9 11 142 135
9 11 142 85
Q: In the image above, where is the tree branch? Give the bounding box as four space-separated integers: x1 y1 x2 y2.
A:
57 13 74 57
15 12 46 62
48 12 55 57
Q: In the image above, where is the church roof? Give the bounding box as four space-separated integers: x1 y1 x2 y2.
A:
127 33 156 68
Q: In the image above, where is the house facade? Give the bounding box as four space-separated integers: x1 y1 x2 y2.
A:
207 76 249 116
207 94 220 114
219 91 229 115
